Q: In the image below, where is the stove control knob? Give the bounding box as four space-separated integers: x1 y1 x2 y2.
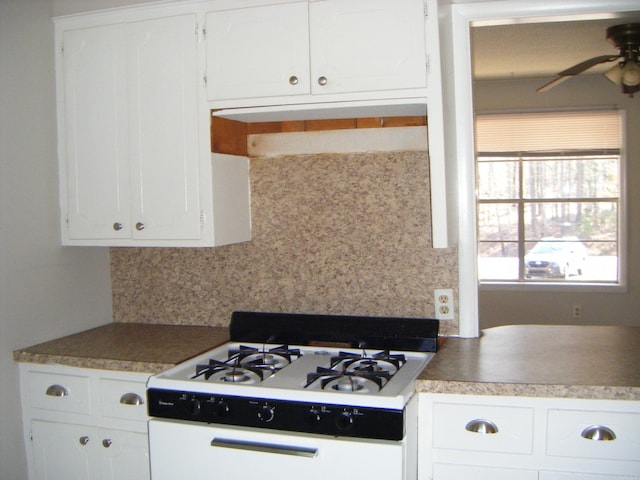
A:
189 397 201 416
308 407 322 424
257 403 275 423
336 410 354 430
214 399 230 417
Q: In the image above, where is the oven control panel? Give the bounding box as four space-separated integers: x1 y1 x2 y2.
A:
147 388 405 440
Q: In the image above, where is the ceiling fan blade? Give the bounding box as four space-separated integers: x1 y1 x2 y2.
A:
557 54 620 76
537 55 619 93
537 75 572 93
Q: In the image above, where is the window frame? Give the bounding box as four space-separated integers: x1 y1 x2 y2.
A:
475 108 628 292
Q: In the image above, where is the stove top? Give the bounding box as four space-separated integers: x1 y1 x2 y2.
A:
146 311 439 440
148 341 433 409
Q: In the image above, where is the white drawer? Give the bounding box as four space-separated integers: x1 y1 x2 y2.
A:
432 402 534 454
99 378 148 423
547 408 640 462
434 463 538 480
27 370 91 415
541 471 640 480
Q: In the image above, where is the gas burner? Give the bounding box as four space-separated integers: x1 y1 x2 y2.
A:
332 350 406 376
229 344 302 371
219 367 262 384
192 344 301 384
305 367 392 393
192 359 267 384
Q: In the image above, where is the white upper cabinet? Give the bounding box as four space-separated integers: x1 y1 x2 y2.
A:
308 0 427 95
56 6 251 247
205 0 427 104
205 2 310 100
61 24 130 240
126 14 201 241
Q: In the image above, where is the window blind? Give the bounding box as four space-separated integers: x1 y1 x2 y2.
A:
475 110 622 152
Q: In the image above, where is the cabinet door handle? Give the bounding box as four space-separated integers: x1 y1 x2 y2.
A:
45 384 69 397
581 425 616 441
317 76 328 86
465 419 499 434
102 438 112 448
113 222 123 231
79 436 90 446
119 392 144 406
289 75 299 85
135 222 145 231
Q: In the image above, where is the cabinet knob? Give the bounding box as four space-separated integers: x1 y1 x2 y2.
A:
289 75 299 85
465 419 499 434
120 392 144 406
581 425 616 441
102 438 112 448
45 384 69 397
79 436 90 446
317 76 328 86
113 222 123 231
135 222 145 231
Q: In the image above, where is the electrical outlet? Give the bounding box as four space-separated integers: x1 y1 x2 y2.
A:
434 289 454 320
573 304 582 319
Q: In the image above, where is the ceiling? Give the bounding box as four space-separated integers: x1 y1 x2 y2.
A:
471 14 640 82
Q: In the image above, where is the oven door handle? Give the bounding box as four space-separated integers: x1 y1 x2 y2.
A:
210 437 318 458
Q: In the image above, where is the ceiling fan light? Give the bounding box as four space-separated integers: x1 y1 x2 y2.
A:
604 63 623 85
622 82 639 98
621 61 640 87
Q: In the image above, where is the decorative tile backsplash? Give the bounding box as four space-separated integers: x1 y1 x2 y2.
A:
111 149 459 335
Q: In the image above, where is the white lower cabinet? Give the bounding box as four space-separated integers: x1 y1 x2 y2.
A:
433 463 538 480
19 363 151 480
418 393 640 480
32 421 149 480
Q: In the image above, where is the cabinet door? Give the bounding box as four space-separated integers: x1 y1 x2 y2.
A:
101 429 150 480
205 2 310 101
32 420 99 480
309 0 427 95
127 14 202 240
61 24 131 240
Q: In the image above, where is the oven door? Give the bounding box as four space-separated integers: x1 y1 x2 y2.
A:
149 419 408 480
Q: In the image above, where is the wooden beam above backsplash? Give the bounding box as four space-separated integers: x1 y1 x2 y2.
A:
211 115 427 156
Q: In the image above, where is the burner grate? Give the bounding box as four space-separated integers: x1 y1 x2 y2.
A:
192 344 301 383
331 350 406 375
305 350 405 392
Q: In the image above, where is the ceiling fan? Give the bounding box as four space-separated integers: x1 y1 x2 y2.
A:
537 23 640 97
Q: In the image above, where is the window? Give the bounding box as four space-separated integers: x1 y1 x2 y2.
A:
476 110 623 284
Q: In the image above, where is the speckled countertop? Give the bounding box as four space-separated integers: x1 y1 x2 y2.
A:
13 323 229 374
417 325 640 401
14 323 640 401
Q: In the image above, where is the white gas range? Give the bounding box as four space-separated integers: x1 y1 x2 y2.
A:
147 311 439 480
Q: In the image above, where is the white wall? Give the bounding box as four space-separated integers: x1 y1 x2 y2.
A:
474 75 640 328
0 1 113 478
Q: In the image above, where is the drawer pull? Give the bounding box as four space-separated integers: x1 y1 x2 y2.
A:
119 393 144 406
211 437 318 458
45 384 69 397
581 425 616 441
465 419 499 434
